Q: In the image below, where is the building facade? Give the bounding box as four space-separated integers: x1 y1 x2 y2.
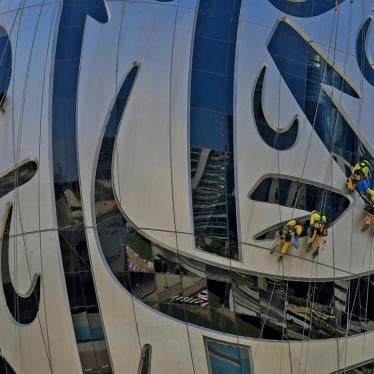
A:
0 0 374 373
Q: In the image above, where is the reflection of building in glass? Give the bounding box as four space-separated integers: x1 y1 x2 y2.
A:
191 147 237 258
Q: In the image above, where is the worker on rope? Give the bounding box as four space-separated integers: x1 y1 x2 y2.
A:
271 219 302 261
307 210 328 258
346 160 374 230
347 160 372 193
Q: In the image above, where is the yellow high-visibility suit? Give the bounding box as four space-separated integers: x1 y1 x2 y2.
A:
277 220 302 256
307 211 327 251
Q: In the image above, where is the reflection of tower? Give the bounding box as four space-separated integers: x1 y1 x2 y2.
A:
334 280 349 312
334 280 349 332
191 147 229 242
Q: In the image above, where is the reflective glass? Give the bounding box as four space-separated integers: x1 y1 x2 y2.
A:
338 360 374 373
267 21 373 186
0 26 11 107
179 257 212 328
1 205 40 324
250 176 350 236
0 161 37 199
191 148 238 259
207 265 237 334
94 65 139 287
356 18 374 87
232 273 261 338
153 246 184 319
190 0 241 259
258 278 286 339
268 0 346 18
286 281 336 340
253 67 298 150
138 345 152 374
205 338 252 374
0 355 15 374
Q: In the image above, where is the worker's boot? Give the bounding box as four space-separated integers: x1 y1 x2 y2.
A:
307 240 313 252
271 238 281 254
312 249 319 258
347 177 355 193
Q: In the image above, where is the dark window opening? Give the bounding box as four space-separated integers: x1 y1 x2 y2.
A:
0 160 38 199
253 66 299 150
268 0 346 17
356 18 374 87
1 205 40 324
0 355 15 374
0 26 11 108
250 176 349 239
334 359 374 373
138 344 152 374
94 65 139 289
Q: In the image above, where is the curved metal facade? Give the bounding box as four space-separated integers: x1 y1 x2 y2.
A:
0 1 374 373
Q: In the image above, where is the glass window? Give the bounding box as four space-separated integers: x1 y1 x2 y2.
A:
153 246 185 321
258 278 287 339
0 355 15 374
191 147 238 259
190 0 241 259
250 176 350 231
253 67 299 150
356 18 374 87
179 256 213 328
94 65 139 288
268 0 346 17
0 161 38 199
287 281 336 340
138 344 152 374
1 205 40 324
232 273 262 338
336 360 374 373
207 266 237 334
0 26 11 107
205 338 252 374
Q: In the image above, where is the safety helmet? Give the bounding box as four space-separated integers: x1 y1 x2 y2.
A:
294 225 302 237
287 219 297 227
311 210 318 214
361 160 370 167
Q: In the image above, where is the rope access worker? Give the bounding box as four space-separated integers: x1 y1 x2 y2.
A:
271 219 302 260
347 160 371 193
347 160 374 228
307 210 328 258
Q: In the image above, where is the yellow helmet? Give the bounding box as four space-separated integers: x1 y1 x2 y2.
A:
362 160 370 167
311 210 318 214
287 219 297 227
294 225 302 237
